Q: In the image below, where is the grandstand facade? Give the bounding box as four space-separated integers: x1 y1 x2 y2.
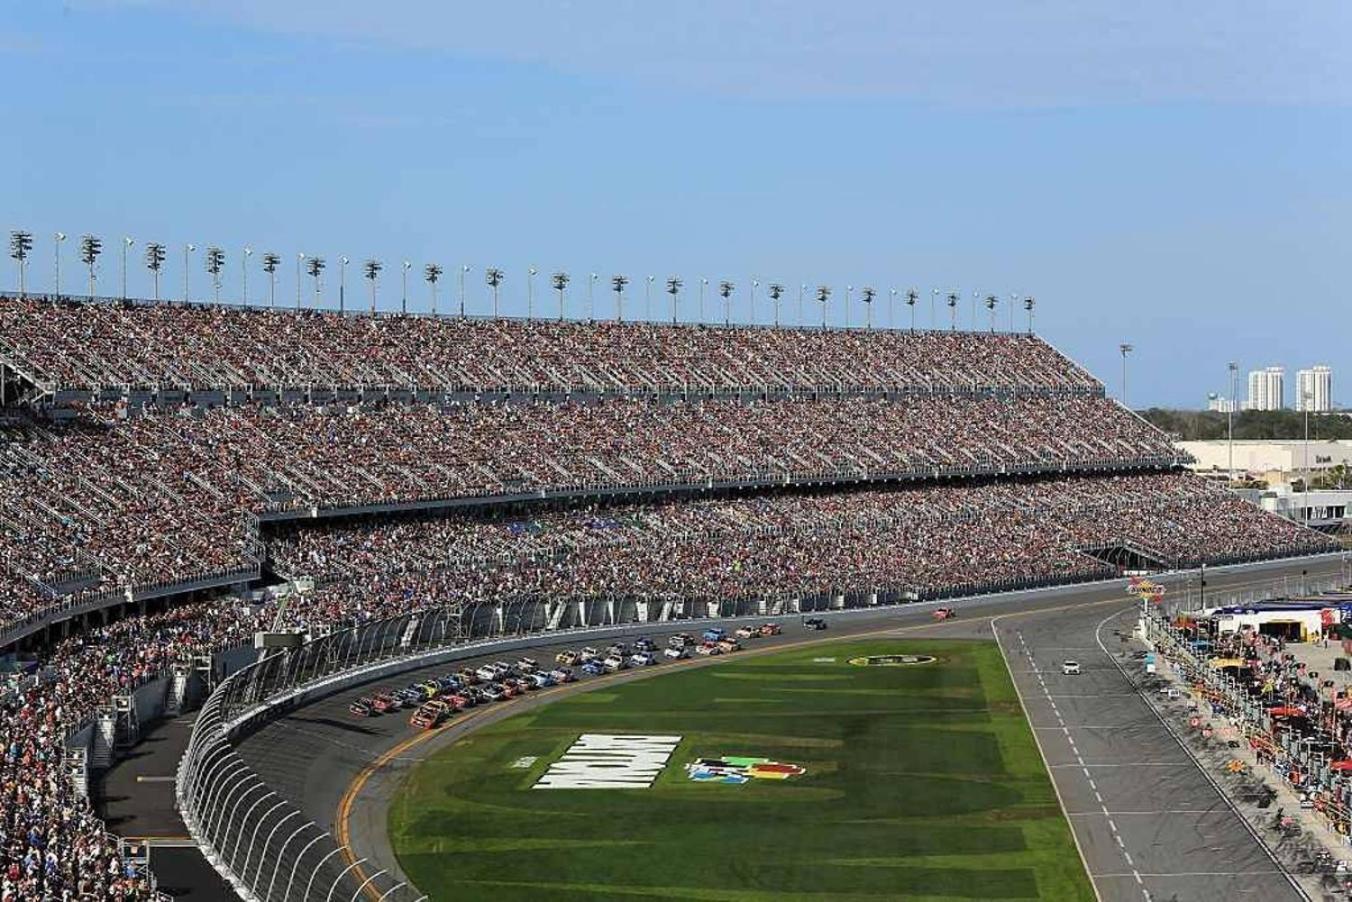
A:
0 293 1338 899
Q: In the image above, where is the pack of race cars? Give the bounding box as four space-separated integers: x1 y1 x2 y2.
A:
347 621 793 730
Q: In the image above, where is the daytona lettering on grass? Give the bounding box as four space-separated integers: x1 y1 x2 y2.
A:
533 734 682 789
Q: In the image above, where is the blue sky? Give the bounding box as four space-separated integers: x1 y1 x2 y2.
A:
3 1 1350 407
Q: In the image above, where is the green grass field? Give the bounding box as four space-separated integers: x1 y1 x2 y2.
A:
389 639 1094 901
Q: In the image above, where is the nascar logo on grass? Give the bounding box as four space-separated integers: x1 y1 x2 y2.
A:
686 756 806 785
533 734 682 789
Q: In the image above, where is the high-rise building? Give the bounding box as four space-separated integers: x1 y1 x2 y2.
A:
1206 393 1236 413
1296 365 1332 412
1246 367 1285 411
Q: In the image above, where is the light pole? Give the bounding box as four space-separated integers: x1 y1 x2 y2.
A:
306 256 326 308
262 252 280 308
845 285 853 328
184 243 195 302
528 267 538 320
798 283 805 327
485 268 504 319
946 291 958 330
611 274 628 322
888 288 897 329
401 261 411 315
699 278 708 323
144 242 166 300
718 280 733 327
1023 296 1035 333
750 279 759 324
816 285 830 329
295 253 304 310
930 288 939 329
666 276 682 324
1119 343 1133 407
1303 390 1312 527
984 294 997 331
80 235 102 300
906 289 917 331
424 263 443 315
552 271 569 320
458 265 470 318
204 246 224 302
242 247 252 306
54 232 65 299
8 231 32 297
588 272 598 321
118 237 133 300
364 259 382 314
769 283 784 326
1227 361 1238 481
861 287 875 329
645 275 654 322
970 289 979 329
339 256 349 313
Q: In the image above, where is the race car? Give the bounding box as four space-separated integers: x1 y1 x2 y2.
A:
606 643 630 658
629 652 657 667
664 645 691 660
529 671 555 688
717 638 742 653
371 693 399 714
455 668 479 686
735 625 758 640
516 657 539 673
475 664 500 682
579 647 601 662
556 650 582 666
603 655 628 672
549 668 576 684
1061 660 1081 676
349 697 375 717
633 638 657 652
445 692 474 711
581 660 606 676
410 700 449 730
759 623 782 637
395 687 424 708
933 607 956 621
498 681 520 699
702 628 727 643
480 684 505 702
419 680 442 697
696 642 722 656
669 633 696 649
803 617 827 631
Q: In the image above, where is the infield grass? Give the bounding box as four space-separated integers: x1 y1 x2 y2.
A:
389 639 1093 901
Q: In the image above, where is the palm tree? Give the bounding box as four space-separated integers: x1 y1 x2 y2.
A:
611 274 629 322
905 289 918 331
364 259 382 314
665 276 682 324
718 280 734 326
861 286 876 329
485 267 504 318
204 246 225 303
144 242 166 301
261 252 280 308
552 271 570 321
815 285 831 329
424 263 443 314
768 283 784 326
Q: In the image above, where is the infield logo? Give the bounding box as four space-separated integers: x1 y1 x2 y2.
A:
533 734 682 789
848 654 936 667
686 756 806 785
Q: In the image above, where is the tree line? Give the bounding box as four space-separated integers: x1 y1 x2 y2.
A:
1139 408 1352 441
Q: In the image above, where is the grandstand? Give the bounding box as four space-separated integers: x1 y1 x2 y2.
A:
0 293 1337 899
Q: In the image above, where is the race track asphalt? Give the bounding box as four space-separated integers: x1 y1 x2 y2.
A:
217 553 1343 902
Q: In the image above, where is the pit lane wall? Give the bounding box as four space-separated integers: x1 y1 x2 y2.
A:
175 552 1345 902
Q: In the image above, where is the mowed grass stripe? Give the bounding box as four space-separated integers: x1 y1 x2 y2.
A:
390 639 1094 901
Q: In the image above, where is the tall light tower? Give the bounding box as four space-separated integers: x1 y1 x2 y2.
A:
8 230 32 297
144 242 166 301
906 289 918 331
718 280 734 327
588 272 598 321
861 286 876 329
296 252 305 310
930 288 939 329
1119 343 1134 407
306 255 326 308
946 291 958 331
551 271 569 321
750 279 759 325
845 284 853 328
401 261 412 315
1023 296 1035 333
364 259 382 314
204 246 225 303
424 263 443 315
611 274 629 322
79 234 102 300
768 283 784 327
183 243 195 302
665 276 682 324
1227 361 1238 481
262 252 280 308
984 294 998 331
338 256 349 313
888 288 897 330
815 285 831 329
699 278 708 323
54 232 66 298
459 265 471 318
645 275 654 322
242 247 252 307
485 267 504 319
528 267 538 321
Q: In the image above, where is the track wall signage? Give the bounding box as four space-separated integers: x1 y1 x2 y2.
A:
533 734 682 789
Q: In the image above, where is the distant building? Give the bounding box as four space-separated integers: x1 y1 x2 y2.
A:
1246 367 1285 411
1206 393 1236 413
1296 365 1332 412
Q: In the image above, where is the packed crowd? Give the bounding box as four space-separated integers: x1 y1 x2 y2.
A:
273 471 1337 609
0 393 1177 634
0 296 1099 395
